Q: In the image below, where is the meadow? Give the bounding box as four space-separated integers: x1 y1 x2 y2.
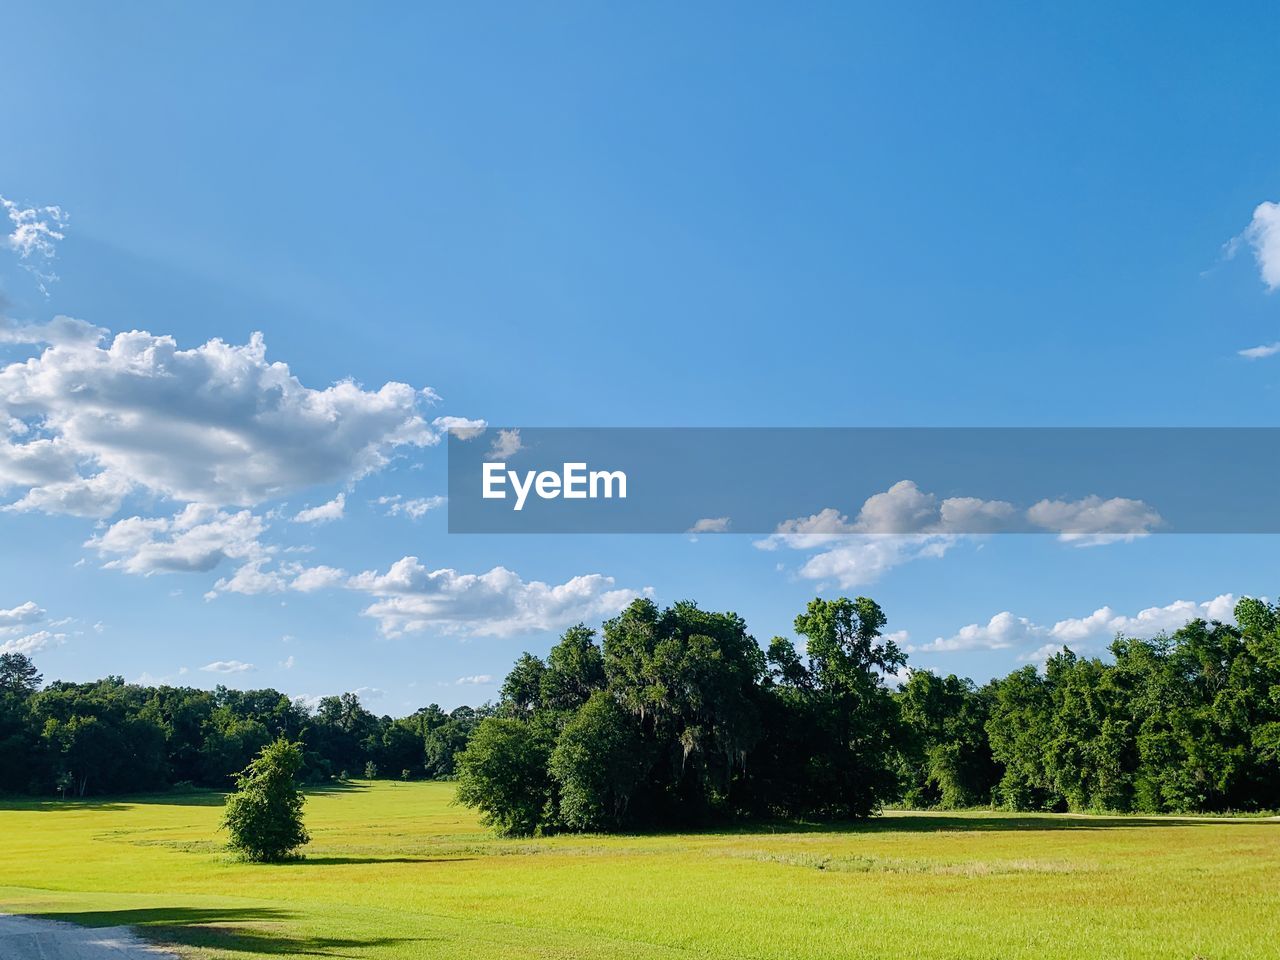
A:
1 781 1277 960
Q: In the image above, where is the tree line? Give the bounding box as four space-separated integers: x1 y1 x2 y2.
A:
3 592 1278 830
455 595 1280 834
0 659 486 796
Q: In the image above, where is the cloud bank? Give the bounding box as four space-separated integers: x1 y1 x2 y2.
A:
0 319 448 515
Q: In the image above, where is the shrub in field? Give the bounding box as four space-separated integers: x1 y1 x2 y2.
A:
222 737 310 862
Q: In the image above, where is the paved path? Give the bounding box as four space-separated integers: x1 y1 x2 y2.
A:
0 914 176 959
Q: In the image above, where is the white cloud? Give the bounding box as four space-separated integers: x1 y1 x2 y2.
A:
1026 495 1163 545
206 559 287 599
760 482 1162 587
376 493 446 519
916 594 1246 659
0 321 455 515
0 629 64 656
293 493 345 524
1048 594 1240 644
793 535 956 589
349 556 645 638
489 428 524 458
432 416 487 440
0 317 101 347
2 195 67 260
455 674 494 685
86 504 270 575
200 659 254 674
1239 342 1280 360
1 194 68 295
78 490 365 602
908 611 1041 653
688 517 731 534
288 564 348 593
0 600 44 626
1239 200 1280 291
280 655 296 670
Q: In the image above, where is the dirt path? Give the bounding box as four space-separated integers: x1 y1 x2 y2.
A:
0 914 176 959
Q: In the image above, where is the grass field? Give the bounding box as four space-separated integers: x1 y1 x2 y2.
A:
2 781 1278 959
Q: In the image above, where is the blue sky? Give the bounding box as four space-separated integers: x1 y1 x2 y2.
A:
1 2 1278 712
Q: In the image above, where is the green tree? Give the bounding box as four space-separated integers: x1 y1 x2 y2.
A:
602 598 765 822
455 717 553 836
0 653 42 792
896 670 998 807
986 663 1058 810
500 654 547 716
549 691 645 830
760 597 904 818
541 625 607 711
222 737 310 862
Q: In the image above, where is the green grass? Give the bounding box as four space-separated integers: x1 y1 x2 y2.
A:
2 781 1278 959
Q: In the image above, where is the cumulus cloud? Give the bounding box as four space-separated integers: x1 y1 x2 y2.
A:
455 674 493 685
0 601 66 656
1236 201 1280 291
0 629 65 656
0 600 44 626
0 320 454 515
760 482 1163 587
489 428 524 458
86 504 269 575
792 535 955 589
908 612 1042 653
288 564 348 593
1047 594 1240 644
349 556 645 638
432 416 487 440
1026 495 1163 545
688 517 731 534
200 659 254 673
206 559 288 599
376 494 446 519
1239 342 1280 360
916 594 1245 658
293 493 345 524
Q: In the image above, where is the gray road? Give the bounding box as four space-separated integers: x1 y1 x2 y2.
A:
0 915 176 959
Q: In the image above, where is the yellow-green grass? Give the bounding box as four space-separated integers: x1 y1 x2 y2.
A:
2 781 1278 959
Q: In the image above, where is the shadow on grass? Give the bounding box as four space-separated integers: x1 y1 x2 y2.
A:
1 780 374 812
302 780 373 797
6 794 226 811
27 906 430 957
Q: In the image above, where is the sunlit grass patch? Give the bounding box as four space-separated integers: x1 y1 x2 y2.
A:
2 781 1277 959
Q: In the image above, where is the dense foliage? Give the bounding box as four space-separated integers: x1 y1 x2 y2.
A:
222 737 310 861
458 597 908 834
0 653 486 796
5 592 1280 828
458 595 1280 835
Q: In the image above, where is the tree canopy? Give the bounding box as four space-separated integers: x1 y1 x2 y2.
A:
5 591 1279 829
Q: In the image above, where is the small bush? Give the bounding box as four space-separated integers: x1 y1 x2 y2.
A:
222 738 310 862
